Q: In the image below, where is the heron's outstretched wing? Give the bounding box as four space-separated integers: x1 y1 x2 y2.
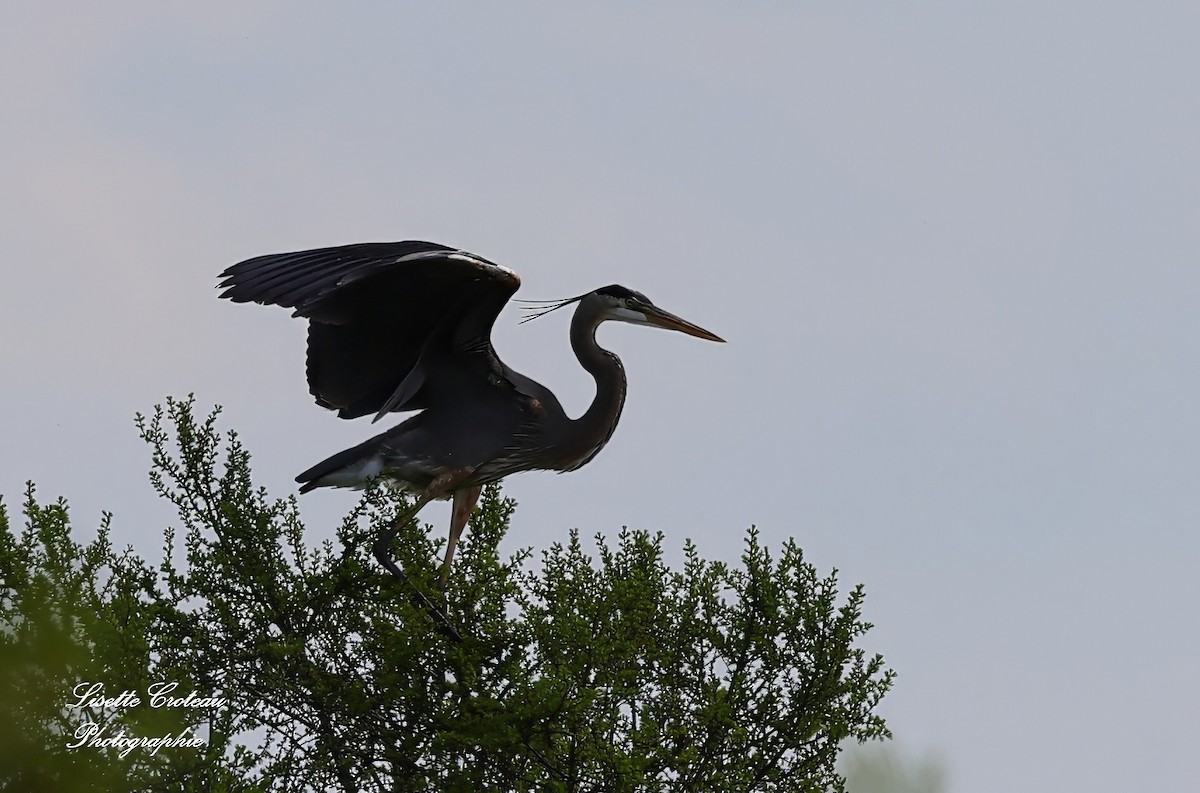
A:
218 241 522 420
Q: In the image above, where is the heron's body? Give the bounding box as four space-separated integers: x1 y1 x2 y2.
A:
218 240 721 587
296 383 553 495
296 307 624 495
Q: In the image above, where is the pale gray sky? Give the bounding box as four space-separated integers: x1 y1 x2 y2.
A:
3 3 1197 791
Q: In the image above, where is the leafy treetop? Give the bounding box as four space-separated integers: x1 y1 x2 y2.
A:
0 397 893 792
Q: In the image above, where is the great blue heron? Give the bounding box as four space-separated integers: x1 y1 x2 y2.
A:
218 240 724 589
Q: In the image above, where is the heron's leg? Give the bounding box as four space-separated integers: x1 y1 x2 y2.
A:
371 468 473 572
369 489 466 640
370 468 475 642
371 490 436 582
441 484 483 587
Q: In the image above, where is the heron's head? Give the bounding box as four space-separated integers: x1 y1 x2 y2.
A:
518 284 725 342
587 284 725 342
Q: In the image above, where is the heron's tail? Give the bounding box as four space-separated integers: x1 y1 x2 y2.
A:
295 444 386 493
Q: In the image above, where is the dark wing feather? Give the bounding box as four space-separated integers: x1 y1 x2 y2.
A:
218 241 522 419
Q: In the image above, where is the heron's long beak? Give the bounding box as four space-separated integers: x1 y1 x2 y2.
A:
642 305 726 343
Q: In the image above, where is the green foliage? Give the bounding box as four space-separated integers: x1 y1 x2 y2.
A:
0 397 893 791
841 744 947 793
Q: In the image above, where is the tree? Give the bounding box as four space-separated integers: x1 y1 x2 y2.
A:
0 397 894 791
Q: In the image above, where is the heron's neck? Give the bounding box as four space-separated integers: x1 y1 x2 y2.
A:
560 312 627 471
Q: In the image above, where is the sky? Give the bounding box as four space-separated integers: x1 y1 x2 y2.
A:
3 3 1198 790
